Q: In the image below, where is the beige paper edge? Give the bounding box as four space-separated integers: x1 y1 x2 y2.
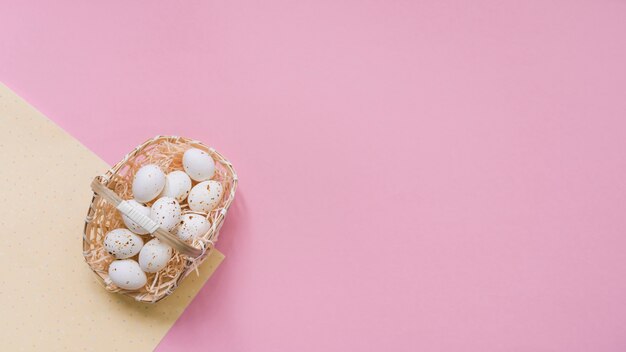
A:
0 83 223 351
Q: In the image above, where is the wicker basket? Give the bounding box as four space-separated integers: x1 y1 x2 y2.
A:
83 136 237 302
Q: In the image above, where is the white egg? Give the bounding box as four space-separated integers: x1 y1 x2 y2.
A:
188 181 223 212
183 148 216 181
150 197 181 232
159 170 192 202
176 213 211 240
120 200 151 235
139 238 172 273
132 164 166 203
108 259 147 290
104 228 144 259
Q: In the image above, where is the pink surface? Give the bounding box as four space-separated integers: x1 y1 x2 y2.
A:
2 1 626 351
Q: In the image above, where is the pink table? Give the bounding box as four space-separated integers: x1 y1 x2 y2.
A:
2 1 626 351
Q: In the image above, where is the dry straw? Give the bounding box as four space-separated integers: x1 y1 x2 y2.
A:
83 136 237 303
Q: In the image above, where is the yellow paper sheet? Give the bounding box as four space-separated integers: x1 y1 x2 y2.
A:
0 83 223 351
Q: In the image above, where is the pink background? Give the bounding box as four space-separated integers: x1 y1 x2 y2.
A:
2 1 626 351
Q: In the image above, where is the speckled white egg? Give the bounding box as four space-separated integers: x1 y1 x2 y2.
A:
139 238 172 273
176 213 211 240
120 200 151 235
108 259 147 290
150 197 181 232
159 170 192 202
188 180 223 212
132 164 166 203
104 228 144 259
183 148 215 182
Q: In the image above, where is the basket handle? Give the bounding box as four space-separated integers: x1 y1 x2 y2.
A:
90 177 203 258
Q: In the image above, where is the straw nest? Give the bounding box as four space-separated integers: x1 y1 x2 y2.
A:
83 136 237 302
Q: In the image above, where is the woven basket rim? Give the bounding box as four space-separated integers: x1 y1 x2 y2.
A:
83 135 238 303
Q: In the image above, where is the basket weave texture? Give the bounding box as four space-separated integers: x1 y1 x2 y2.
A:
83 136 237 302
